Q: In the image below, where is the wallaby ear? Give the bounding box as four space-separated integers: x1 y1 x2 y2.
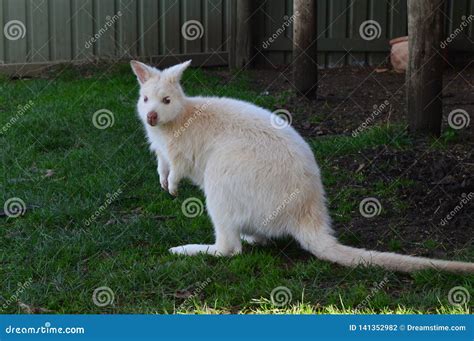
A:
130 60 159 84
164 60 192 83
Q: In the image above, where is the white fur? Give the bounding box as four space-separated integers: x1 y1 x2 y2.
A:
131 60 474 274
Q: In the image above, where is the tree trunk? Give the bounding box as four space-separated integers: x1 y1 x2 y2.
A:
406 0 445 136
232 0 253 69
293 0 318 98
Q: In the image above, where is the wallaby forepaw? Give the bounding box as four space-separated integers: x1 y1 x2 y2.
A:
160 178 169 192
168 183 179 197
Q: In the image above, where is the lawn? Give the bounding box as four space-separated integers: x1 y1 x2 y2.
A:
0 63 472 314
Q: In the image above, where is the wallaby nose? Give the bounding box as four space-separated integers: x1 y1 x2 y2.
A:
147 111 158 126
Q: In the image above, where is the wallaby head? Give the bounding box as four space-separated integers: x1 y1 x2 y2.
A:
130 60 191 126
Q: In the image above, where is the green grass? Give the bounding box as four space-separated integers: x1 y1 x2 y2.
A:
0 64 472 314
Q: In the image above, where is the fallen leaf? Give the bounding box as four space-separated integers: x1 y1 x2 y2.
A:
174 290 194 299
18 302 54 314
105 218 117 226
44 169 55 178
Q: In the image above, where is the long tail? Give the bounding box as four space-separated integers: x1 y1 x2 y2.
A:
300 231 474 273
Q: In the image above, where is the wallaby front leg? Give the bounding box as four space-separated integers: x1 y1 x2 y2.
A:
167 167 184 197
156 153 170 192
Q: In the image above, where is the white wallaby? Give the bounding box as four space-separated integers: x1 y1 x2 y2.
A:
131 60 474 274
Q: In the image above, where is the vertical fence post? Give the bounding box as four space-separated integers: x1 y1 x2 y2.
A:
293 0 318 98
231 0 254 69
406 0 445 136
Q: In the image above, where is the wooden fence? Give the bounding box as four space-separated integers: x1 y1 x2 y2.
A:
254 0 474 68
0 0 232 75
0 0 472 74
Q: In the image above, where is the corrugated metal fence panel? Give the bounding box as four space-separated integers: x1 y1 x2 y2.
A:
0 0 230 67
257 0 473 68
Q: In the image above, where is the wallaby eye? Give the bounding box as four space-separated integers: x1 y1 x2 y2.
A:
162 96 171 104
143 96 148 103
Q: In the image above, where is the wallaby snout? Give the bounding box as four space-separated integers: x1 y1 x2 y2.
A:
147 111 158 126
